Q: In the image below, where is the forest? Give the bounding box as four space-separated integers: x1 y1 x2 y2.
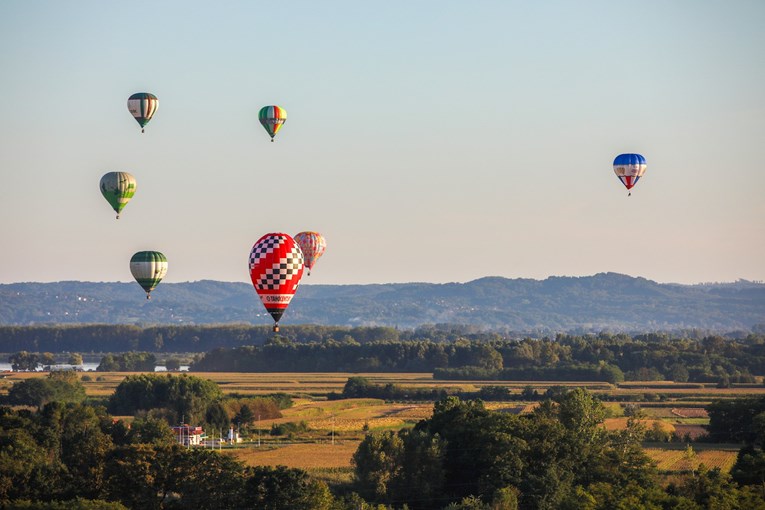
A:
3 326 765 386
189 332 764 386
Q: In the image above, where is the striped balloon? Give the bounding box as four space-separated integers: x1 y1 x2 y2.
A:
99 172 136 219
613 153 647 195
258 105 287 141
127 92 159 133
248 233 304 331
130 251 168 299
294 231 326 276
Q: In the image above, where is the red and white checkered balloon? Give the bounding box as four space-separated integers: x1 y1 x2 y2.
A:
248 233 304 328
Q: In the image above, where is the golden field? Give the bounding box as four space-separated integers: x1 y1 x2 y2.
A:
2 370 758 474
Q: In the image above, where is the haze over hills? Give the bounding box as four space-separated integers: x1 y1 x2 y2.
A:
1 273 763 333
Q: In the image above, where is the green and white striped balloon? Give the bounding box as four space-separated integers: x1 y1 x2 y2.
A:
100 172 136 219
127 92 158 133
130 251 168 299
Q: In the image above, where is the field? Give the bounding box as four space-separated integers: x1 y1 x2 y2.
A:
5 370 764 401
645 445 740 473
2 370 759 475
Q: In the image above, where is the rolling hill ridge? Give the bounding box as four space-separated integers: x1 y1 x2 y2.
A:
1 273 763 333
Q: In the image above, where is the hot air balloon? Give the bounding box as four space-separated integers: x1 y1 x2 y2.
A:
248 233 304 332
99 172 136 219
613 153 646 196
127 92 158 133
258 105 287 141
130 251 168 299
294 231 326 276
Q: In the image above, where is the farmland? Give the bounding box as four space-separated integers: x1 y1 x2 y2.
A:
5 370 762 400
1 370 758 476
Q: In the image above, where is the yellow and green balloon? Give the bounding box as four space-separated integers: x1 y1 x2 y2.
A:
100 172 136 219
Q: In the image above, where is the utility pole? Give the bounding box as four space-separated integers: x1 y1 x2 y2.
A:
257 414 261 447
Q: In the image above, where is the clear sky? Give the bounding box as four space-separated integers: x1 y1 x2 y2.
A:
1 1 763 286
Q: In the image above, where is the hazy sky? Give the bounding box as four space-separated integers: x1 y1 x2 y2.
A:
1 1 763 286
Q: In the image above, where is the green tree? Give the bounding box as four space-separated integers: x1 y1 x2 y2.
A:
7 372 86 408
669 363 690 383
205 401 230 431
164 358 181 371
40 352 55 369
677 465 747 509
417 397 524 503
470 344 504 370
352 430 403 503
105 444 174 510
108 373 222 424
126 417 176 446
343 376 372 398
97 352 156 372
244 466 333 510
0 428 49 501
389 428 446 508
57 405 114 500
9 351 40 371
731 446 765 493
707 396 765 444
169 448 249 510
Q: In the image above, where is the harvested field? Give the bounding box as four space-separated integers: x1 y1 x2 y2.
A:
672 424 708 440
670 408 708 419
225 441 361 469
266 398 433 433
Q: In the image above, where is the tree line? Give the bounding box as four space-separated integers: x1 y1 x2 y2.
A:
5 328 764 385
3 372 289 436
190 333 764 385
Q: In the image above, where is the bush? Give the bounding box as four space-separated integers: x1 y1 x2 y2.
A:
270 421 309 437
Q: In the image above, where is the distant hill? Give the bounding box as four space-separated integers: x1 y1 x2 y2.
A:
1 274 764 333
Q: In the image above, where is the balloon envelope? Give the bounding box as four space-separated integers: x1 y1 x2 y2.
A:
130 251 168 298
100 172 136 219
258 105 287 140
248 233 304 326
613 153 646 191
127 92 158 131
293 231 326 275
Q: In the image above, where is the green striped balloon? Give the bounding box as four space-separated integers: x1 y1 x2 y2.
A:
130 251 168 299
100 172 136 219
127 92 158 133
